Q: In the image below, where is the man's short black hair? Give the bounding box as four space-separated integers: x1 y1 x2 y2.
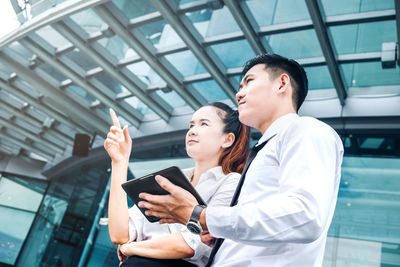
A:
241 53 308 112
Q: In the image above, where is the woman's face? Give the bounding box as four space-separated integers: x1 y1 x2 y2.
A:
185 106 229 161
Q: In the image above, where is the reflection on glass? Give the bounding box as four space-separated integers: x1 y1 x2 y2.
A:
268 29 323 59
138 19 184 49
0 175 47 265
165 50 206 76
126 61 164 85
113 0 157 20
125 96 153 115
98 35 136 61
36 25 72 48
341 62 400 88
304 65 333 90
244 0 277 27
70 9 105 35
156 90 186 108
211 39 255 68
62 48 98 72
191 80 228 102
66 85 96 103
330 21 396 54
273 0 310 24
321 0 394 16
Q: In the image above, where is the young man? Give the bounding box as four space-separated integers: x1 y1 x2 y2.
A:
139 54 344 266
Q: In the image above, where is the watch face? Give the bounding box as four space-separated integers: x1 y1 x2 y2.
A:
187 221 202 235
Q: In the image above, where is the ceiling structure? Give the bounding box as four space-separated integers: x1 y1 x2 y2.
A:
0 0 399 168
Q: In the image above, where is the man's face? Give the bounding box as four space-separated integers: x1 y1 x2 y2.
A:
236 64 279 132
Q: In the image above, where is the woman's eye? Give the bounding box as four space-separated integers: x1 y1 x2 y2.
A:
246 78 253 84
201 122 208 126
189 124 194 128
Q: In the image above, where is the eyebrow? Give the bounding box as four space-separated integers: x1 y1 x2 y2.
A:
189 118 211 124
239 73 253 90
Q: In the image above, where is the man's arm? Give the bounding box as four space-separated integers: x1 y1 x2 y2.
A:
119 232 194 259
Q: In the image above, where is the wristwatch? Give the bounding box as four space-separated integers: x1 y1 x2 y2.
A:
186 204 206 235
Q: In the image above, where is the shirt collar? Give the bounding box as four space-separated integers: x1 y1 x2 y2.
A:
182 166 224 181
257 113 298 145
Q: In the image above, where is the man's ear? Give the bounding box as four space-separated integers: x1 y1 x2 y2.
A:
278 73 291 93
222 132 235 148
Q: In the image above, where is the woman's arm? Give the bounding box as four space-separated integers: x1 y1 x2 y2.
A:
104 109 132 244
119 232 195 259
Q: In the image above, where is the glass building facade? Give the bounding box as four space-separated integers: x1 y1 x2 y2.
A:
0 0 399 266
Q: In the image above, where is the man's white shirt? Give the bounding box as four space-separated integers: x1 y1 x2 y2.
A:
207 113 344 267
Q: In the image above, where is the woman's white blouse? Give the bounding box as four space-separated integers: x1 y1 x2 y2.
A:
127 166 240 266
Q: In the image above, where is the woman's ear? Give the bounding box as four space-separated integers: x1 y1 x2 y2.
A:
222 133 235 148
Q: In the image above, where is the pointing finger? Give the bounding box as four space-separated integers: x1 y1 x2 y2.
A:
109 108 121 129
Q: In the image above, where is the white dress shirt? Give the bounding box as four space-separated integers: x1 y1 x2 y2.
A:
206 114 344 267
128 166 240 266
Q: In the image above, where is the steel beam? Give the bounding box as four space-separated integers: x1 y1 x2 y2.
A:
0 117 64 154
305 0 347 105
0 79 91 134
223 0 268 55
0 132 53 161
395 0 400 64
53 20 172 122
0 52 110 134
0 98 74 145
20 37 143 127
94 3 204 110
149 0 237 102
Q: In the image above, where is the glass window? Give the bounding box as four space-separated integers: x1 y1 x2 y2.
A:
36 25 72 48
137 19 184 49
124 96 154 115
165 50 206 76
243 0 277 27
320 0 394 17
112 0 157 20
304 65 334 90
211 39 255 69
65 85 97 103
61 48 98 72
37 63 68 83
268 29 323 59
186 7 240 38
155 90 187 108
126 61 164 85
70 9 105 35
341 62 400 88
273 0 310 24
98 35 136 61
93 72 125 94
330 20 396 54
191 80 228 102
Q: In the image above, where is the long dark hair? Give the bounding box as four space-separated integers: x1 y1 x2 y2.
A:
206 102 250 174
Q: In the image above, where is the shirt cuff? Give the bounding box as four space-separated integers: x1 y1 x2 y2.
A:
206 206 236 238
181 227 211 260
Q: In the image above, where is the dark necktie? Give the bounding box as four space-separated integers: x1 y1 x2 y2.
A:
205 134 276 267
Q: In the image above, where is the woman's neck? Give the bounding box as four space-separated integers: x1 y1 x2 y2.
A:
192 158 219 186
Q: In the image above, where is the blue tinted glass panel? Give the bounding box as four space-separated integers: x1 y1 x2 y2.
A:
165 50 206 76
211 40 255 68
243 0 277 27
156 90 186 108
341 62 400 88
330 21 396 54
186 7 240 38
98 35 135 61
126 61 164 85
94 72 126 94
304 66 334 90
36 25 71 48
137 20 184 49
328 157 400 245
62 49 98 72
0 206 35 265
112 0 157 19
321 0 394 16
66 85 96 103
268 29 323 59
125 96 153 115
191 80 228 102
70 9 105 35
273 0 310 24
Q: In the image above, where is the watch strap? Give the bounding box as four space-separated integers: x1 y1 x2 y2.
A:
190 204 206 222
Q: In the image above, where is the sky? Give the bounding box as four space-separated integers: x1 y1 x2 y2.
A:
0 1 21 39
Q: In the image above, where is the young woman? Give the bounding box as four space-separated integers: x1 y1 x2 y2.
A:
104 102 250 266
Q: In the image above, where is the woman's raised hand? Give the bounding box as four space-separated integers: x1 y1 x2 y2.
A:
104 109 132 164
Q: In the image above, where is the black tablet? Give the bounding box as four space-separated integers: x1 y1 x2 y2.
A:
121 166 206 222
